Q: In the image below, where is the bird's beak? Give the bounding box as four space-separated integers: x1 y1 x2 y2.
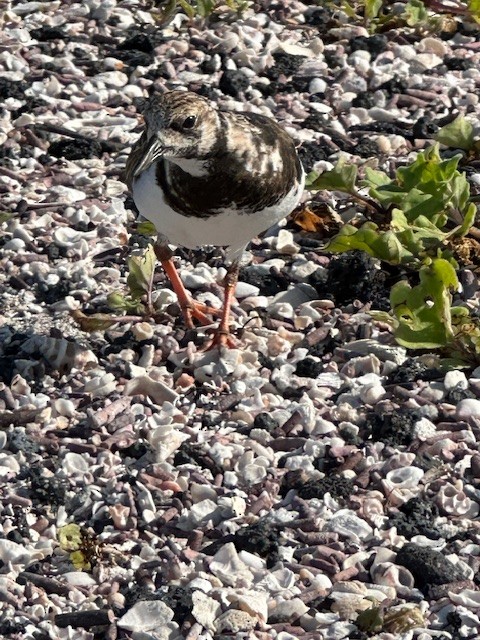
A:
133 134 165 178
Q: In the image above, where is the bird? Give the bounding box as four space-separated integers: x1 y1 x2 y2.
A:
125 90 305 347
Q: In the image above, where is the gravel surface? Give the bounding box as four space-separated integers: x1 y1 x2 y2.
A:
1 1 480 639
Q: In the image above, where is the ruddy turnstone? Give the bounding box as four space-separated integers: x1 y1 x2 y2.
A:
125 90 305 347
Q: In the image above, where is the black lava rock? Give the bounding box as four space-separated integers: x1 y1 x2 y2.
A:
386 358 443 385
349 35 388 56
219 69 250 97
156 586 193 624
118 33 154 53
295 357 323 378
266 52 305 80
366 407 421 447
351 92 378 109
49 138 103 161
353 137 381 157
234 518 280 566
238 266 290 297
280 469 354 501
412 116 439 140
0 78 26 100
378 76 409 97
313 252 391 310
253 412 279 432
444 57 474 71
388 497 440 539
8 429 41 455
36 278 71 305
396 543 464 592
29 466 66 507
297 139 331 171
446 386 476 404
30 25 66 41
304 6 332 28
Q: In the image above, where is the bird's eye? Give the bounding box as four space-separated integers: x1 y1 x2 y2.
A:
182 115 196 129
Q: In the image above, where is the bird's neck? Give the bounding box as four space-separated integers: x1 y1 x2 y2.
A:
166 157 210 178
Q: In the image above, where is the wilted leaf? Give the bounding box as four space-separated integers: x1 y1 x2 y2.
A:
72 310 118 332
436 115 475 151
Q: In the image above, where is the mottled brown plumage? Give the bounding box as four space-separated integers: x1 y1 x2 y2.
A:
125 90 305 347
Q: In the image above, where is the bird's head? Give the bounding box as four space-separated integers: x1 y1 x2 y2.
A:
133 91 220 178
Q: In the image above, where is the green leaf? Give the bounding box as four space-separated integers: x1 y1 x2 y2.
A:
362 167 391 190
137 220 157 236
177 0 196 18
107 292 128 310
0 212 13 224
325 222 415 265
469 0 480 23
308 157 358 194
448 201 476 238
404 0 428 26
365 0 383 19
436 116 475 151
391 258 459 349
58 524 82 552
127 244 156 300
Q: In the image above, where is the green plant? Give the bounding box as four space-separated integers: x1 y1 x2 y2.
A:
73 242 159 332
157 0 249 23
328 0 480 32
308 143 480 365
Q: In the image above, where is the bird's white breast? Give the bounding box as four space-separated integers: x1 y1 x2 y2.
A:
132 163 305 262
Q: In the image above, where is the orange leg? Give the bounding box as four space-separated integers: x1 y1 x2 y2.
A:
154 244 217 328
206 261 240 349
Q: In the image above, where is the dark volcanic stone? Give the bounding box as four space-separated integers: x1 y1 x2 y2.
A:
156 586 193 624
412 116 439 139
387 497 440 539
234 518 280 565
118 33 154 53
313 252 391 310
238 266 290 297
0 78 26 100
351 92 378 109
36 278 71 304
378 76 409 97
366 407 421 447
280 469 354 501
49 138 102 160
253 412 279 432
297 140 331 171
8 430 41 455
396 543 464 592
30 25 65 41
295 357 323 378
219 69 250 97
354 137 381 157
386 358 443 385
266 52 305 80
349 35 388 56
444 57 474 71
29 466 66 507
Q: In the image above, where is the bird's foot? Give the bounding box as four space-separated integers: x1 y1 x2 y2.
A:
181 299 220 329
202 327 238 351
